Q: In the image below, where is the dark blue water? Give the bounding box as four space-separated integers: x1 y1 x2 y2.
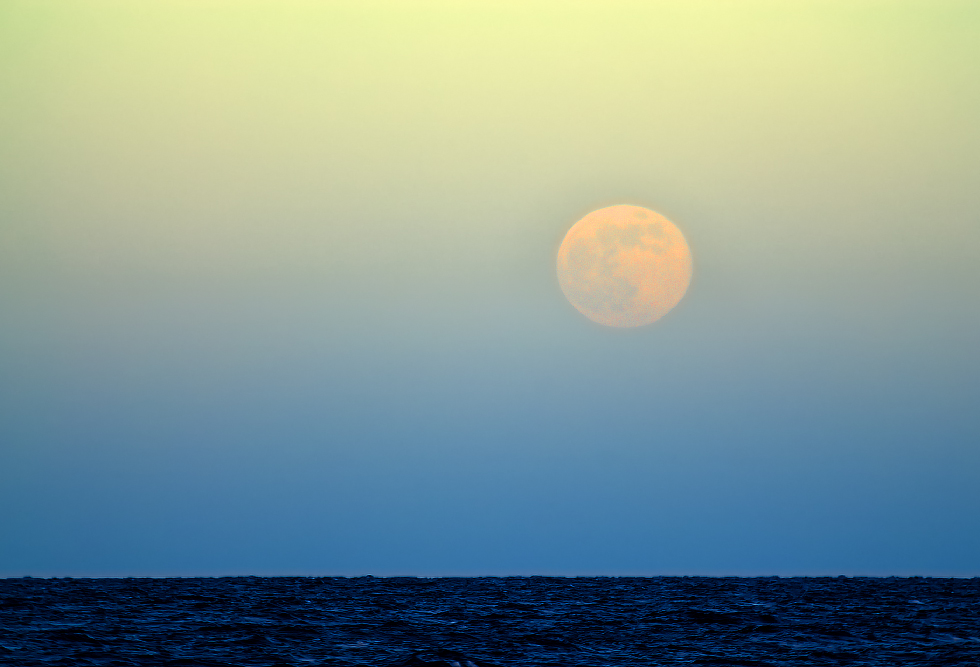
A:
1 576 978 666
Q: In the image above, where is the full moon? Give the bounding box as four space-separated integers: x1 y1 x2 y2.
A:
557 205 692 327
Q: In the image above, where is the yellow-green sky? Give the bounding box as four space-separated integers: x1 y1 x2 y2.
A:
1 1 978 576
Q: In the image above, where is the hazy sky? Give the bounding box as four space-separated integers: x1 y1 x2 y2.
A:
2 1 978 577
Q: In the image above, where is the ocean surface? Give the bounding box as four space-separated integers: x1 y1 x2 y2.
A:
1 576 978 666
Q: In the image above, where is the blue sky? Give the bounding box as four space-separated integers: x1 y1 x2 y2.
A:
1 1 978 576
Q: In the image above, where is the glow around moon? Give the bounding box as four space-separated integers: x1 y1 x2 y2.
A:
557 205 692 327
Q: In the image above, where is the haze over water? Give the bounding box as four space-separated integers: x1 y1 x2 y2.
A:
1 1 978 578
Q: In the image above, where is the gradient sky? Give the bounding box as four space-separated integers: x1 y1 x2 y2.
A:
1 1 978 577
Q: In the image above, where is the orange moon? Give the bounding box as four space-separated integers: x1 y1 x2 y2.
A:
556 205 692 327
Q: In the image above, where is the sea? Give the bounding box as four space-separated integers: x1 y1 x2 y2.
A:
1 576 978 666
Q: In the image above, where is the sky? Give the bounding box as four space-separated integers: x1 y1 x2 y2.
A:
1 1 978 577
